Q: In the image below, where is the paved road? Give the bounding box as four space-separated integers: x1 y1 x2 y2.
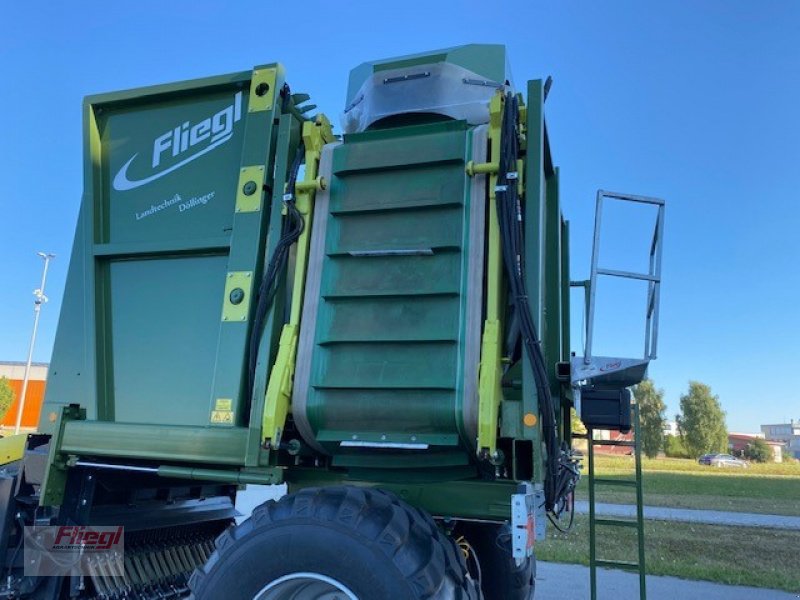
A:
537 561 798 599
574 500 800 530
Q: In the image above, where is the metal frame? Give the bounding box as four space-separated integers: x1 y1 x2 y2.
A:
584 190 665 365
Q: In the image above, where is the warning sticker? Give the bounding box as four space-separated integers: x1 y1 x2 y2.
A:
210 398 234 425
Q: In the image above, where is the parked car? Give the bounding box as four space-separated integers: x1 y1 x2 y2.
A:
698 453 749 468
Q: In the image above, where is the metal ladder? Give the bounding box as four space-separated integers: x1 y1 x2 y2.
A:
586 402 646 600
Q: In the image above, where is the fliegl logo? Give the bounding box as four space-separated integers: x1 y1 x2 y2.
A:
113 92 243 191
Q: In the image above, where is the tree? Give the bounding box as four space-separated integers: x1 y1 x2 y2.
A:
676 381 728 458
744 438 773 463
663 435 690 458
0 377 13 421
632 379 666 458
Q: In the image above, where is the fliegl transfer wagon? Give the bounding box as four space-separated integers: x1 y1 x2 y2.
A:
0 44 663 599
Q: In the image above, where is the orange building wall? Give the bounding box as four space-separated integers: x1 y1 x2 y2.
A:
1 379 45 429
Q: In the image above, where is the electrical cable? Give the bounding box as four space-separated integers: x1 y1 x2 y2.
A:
247 144 306 402
547 490 576 533
494 92 580 515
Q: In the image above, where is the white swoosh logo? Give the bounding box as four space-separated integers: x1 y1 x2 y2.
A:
112 133 233 191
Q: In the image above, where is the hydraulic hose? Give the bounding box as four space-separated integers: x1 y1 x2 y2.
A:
494 92 579 514
246 144 306 402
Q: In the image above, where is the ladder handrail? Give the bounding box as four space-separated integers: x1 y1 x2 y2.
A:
583 191 665 366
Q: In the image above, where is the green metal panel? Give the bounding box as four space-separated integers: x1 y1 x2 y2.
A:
298 121 479 458
109 256 227 425
40 66 287 466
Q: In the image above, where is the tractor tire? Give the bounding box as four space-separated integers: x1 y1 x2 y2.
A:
189 485 479 600
460 522 536 600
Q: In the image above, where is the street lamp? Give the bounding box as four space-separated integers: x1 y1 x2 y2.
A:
14 252 55 435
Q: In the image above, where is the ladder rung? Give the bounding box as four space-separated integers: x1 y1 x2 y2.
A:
593 478 637 488
594 518 640 528
592 439 635 447
596 267 659 282
594 559 640 571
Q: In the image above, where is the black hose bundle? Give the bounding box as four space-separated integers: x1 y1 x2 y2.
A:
247 144 306 402
494 92 579 515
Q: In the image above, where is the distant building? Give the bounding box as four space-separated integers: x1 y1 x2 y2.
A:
663 420 679 437
592 429 634 456
762 420 800 459
0 361 48 431
728 432 784 463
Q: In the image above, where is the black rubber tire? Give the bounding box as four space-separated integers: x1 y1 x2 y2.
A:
460 522 535 600
189 486 479 600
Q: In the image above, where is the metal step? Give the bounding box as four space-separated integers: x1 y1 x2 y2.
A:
595 517 640 529
593 478 637 488
595 559 640 571
591 439 635 447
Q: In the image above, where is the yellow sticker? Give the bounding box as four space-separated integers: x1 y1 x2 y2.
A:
211 410 234 425
214 398 233 411
211 398 234 425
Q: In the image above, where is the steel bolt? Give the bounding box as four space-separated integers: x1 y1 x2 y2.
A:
229 288 245 305
242 181 257 196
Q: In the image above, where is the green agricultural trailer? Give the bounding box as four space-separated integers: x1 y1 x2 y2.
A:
0 44 664 599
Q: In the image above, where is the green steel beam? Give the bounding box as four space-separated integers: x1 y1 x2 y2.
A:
60 421 249 465
286 469 517 521
207 64 285 431
544 167 563 433
561 218 573 443
245 112 302 467
522 80 545 482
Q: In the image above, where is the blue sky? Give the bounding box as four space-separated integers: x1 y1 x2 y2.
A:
1 1 798 432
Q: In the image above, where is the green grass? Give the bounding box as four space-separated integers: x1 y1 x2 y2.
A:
595 455 800 477
576 455 800 516
538 515 800 592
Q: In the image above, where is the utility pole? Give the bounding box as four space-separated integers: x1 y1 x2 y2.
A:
14 252 55 435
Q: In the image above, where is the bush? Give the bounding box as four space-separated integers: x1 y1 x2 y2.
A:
744 438 773 463
664 435 691 458
0 377 13 421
